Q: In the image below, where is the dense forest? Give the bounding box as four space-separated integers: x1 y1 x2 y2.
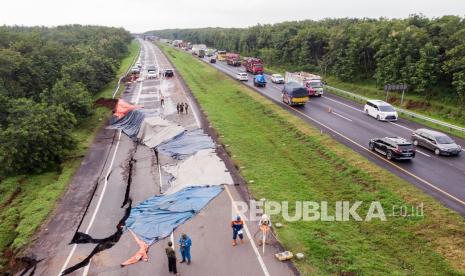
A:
0 25 132 175
148 15 465 112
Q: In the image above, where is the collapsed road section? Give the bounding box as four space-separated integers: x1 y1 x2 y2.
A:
22 39 296 276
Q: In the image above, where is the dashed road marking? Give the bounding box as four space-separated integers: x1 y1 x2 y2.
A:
332 111 353 122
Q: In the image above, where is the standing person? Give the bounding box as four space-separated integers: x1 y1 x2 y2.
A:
231 216 244 246
179 103 184 114
160 94 165 106
184 102 189 114
176 103 180 114
165 241 179 275
178 233 192 264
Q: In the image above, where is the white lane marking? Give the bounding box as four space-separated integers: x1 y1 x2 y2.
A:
390 122 414 132
201 51 465 207
332 111 353 122
416 150 431 157
58 244 77 276
169 46 270 275
288 107 465 207
224 186 270 276
72 41 147 276
323 95 364 112
60 41 145 276
60 130 123 276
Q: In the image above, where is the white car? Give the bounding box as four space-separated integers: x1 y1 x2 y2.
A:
147 70 158 79
364 100 398 121
270 74 285 84
236 72 248 81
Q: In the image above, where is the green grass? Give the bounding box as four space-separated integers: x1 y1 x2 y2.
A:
0 40 140 270
159 43 465 275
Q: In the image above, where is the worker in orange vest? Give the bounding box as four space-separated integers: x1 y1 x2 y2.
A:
231 216 244 246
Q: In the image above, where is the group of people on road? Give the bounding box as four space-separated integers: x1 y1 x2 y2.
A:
164 215 271 275
176 102 189 114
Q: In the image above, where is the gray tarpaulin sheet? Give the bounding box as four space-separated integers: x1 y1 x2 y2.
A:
137 116 185 148
108 109 156 138
163 149 234 194
157 128 215 159
125 186 223 244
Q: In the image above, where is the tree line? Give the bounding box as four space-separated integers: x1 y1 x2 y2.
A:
0 25 132 175
148 15 465 111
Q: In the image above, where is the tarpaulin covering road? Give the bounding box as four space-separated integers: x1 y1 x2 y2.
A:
108 109 156 138
125 186 223 245
114 99 141 118
157 128 215 159
163 149 234 194
137 116 185 148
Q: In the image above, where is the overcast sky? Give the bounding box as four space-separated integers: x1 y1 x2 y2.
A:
1 0 464 33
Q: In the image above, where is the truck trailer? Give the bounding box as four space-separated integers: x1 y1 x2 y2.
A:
243 57 264 74
285 72 325 97
192 44 207 56
226 53 241 66
216 50 227 61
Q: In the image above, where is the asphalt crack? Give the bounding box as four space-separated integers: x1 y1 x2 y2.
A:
61 199 132 276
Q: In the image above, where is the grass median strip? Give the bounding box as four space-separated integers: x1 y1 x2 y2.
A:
158 43 465 275
0 40 140 270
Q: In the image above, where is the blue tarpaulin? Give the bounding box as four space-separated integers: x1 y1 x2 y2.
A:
156 129 215 159
125 186 223 244
108 109 156 138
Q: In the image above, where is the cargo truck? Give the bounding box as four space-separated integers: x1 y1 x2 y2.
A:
243 57 264 74
282 82 309 106
192 44 207 56
198 49 205 58
216 50 227 61
226 53 241 66
285 72 325 97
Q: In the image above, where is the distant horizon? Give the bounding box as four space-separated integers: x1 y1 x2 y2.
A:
142 14 464 33
3 14 464 34
1 0 464 33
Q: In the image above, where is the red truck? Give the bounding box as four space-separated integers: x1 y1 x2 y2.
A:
226 53 241 66
243 57 264 74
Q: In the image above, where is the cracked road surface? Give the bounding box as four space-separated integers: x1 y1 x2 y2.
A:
25 40 296 276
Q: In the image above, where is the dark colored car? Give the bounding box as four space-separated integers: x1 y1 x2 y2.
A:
411 128 461 156
369 137 415 160
163 69 174 77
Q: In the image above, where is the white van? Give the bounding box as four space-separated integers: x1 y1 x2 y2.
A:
364 100 398 121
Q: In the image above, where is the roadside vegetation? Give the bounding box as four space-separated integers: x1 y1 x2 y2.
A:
0 26 139 270
149 15 465 126
159 43 465 275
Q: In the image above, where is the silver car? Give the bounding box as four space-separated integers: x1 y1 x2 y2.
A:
411 128 461 156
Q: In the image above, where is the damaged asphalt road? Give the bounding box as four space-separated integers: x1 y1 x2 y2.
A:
23 40 297 276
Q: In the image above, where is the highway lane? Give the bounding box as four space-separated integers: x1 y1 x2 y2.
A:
197 54 465 215
40 40 295 276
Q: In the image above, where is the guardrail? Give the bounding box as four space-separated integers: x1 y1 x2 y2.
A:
112 39 142 99
326 85 465 133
